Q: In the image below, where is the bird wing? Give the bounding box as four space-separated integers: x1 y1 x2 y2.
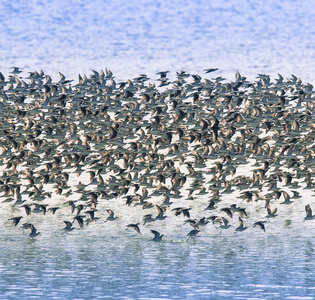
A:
134 225 140 233
183 209 190 218
221 208 232 218
86 210 95 219
151 229 159 237
226 208 233 218
107 209 114 217
156 205 163 215
222 217 229 226
283 191 290 201
267 206 271 215
306 204 312 217
253 221 265 232
75 216 84 228
258 222 265 232
239 208 247 217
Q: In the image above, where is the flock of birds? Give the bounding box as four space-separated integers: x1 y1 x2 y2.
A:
1 67 315 242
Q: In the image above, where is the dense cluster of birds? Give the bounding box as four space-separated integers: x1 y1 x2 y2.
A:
1 67 315 241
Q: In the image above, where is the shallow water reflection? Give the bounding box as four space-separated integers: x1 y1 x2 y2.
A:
1 231 315 299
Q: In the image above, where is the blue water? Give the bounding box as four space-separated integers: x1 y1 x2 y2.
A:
1 0 315 83
1 0 315 299
2 230 315 299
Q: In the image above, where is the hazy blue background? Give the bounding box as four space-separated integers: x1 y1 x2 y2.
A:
1 0 315 82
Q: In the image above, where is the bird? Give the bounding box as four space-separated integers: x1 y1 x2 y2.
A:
204 68 219 73
85 210 99 223
75 204 84 216
172 207 191 218
28 224 40 237
151 229 163 241
205 198 217 210
253 221 266 232
155 205 166 220
220 207 233 218
237 208 248 218
278 190 293 205
8 216 23 226
11 67 22 74
186 229 200 242
23 223 40 237
235 217 247 233
196 217 209 227
65 201 76 214
73 215 84 228
63 221 75 232
214 216 231 234
48 207 60 214
230 204 248 217
291 191 302 199
184 219 199 229
265 205 278 220
126 223 141 233
143 214 154 225
156 71 169 78
105 209 118 222
304 204 315 221
21 204 31 216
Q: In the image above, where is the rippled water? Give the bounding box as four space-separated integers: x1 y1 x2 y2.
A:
2 179 315 299
2 229 315 299
1 0 315 299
